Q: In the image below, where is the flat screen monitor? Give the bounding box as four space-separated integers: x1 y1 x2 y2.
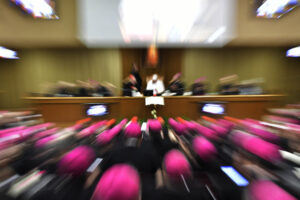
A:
11 0 58 19
221 166 249 187
200 102 226 115
255 0 299 19
85 104 108 117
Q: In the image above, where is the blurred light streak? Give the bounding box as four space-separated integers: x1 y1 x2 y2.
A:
12 0 58 19
286 46 300 57
207 26 226 43
257 0 299 19
0 46 19 59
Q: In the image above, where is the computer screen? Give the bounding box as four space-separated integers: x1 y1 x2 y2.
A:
201 103 225 115
221 166 249 187
11 0 58 19
86 104 108 117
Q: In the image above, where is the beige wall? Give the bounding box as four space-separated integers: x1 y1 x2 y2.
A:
0 49 122 108
230 0 300 46
0 0 81 48
183 47 300 103
0 47 299 108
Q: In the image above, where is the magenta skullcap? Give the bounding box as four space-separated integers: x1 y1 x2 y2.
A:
57 146 95 177
242 120 279 142
148 119 162 132
173 72 182 80
244 137 282 162
250 180 297 200
194 122 218 140
78 121 106 138
96 130 114 145
110 124 122 137
249 126 279 142
194 76 206 83
173 123 187 135
21 123 54 139
120 119 128 126
287 123 300 134
209 124 228 137
232 131 252 149
35 134 57 148
217 119 234 130
68 123 83 131
267 115 300 124
168 118 178 127
0 126 25 136
92 164 140 200
124 122 141 138
30 123 55 130
193 136 217 162
164 149 191 181
245 118 260 125
33 128 59 140
185 121 197 131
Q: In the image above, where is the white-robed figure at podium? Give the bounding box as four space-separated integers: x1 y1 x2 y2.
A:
146 74 165 96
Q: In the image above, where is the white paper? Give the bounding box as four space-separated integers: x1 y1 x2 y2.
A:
145 97 164 106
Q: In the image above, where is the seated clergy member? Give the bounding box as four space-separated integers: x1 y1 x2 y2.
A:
146 74 165 96
167 72 185 96
122 75 139 96
192 77 207 96
130 63 142 92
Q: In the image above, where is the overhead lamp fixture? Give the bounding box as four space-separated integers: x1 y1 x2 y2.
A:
286 46 300 57
11 0 58 19
256 0 299 19
0 46 19 59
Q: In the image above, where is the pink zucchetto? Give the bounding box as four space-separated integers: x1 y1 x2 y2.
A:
173 123 187 135
96 130 114 145
0 126 26 136
77 120 107 138
243 137 282 162
119 119 128 126
217 119 234 130
148 119 162 133
164 149 191 181
209 123 228 137
57 146 95 177
194 77 206 83
168 118 178 127
193 136 217 162
193 122 218 140
250 180 296 200
92 164 140 200
266 115 300 124
33 128 59 140
110 124 122 137
124 122 141 138
35 134 57 148
185 121 197 131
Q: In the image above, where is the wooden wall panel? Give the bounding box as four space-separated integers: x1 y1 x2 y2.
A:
121 48 183 90
0 49 122 108
183 47 300 103
25 95 284 125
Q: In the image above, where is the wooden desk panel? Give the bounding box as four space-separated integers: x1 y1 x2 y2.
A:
24 95 284 123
